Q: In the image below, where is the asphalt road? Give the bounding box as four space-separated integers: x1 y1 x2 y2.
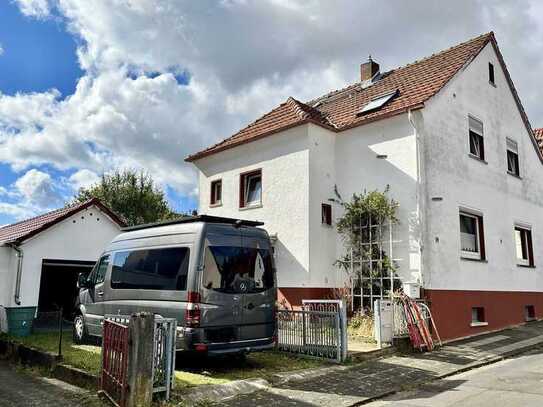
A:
367 348 543 407
0 360 102 407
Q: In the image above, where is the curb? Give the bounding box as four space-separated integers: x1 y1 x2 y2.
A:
0 338 99 390
352 341 543 406
182 378 270 405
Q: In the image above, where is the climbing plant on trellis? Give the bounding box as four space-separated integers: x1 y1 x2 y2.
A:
332 185 401 312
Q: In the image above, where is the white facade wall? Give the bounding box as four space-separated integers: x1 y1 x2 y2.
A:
0 246 14 331
3 205 121 309
421 42 543 292
196 125 311 287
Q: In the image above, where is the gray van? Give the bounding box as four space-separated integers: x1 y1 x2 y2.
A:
73 215 277 355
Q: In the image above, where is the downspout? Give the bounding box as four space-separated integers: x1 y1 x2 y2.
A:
408 109 425 289
8 243 23 305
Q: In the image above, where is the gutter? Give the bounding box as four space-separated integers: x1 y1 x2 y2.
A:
7 243 23 305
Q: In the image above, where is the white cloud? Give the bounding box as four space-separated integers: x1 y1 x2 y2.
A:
13 0 51 19
14 168 62 208
68 169 100 191
0 0 542 222
0 44 4 56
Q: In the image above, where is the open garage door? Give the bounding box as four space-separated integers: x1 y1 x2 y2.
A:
37 259 95 322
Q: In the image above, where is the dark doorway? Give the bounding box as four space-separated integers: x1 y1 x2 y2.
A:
38 259 95 320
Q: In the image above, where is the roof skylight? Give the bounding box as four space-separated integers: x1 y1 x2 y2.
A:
358 90 399 115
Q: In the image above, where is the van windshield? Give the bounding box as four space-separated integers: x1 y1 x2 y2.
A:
203 246 274 294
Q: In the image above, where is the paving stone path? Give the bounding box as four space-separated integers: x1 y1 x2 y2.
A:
220 322 543 406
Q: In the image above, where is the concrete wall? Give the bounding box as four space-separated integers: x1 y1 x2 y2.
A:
332 114 421 288
4 205 121 309
195 125 311 288
420 42 543 338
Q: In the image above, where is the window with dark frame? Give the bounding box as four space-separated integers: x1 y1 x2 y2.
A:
239 169 262 208
525 305 536 321
488 62 495 85
514 226 534 267
210 180 222 206
506 138 520 176
469 116 485 160
471 307 486 324
459 211 485 260
321 203 332 225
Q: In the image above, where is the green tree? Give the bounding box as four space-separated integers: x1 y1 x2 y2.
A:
72 169 181 226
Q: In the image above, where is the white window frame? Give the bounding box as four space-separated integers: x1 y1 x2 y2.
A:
514 224 532 266
244 172 262 207
468 115 484 160
460 211 482 260
210 179 222 207
506 138 520 176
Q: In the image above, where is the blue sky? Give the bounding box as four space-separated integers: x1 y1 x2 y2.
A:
0 1 197 225
0 1 542 227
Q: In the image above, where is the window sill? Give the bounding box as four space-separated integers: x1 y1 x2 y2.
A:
525 317 537 322
209 203 222 208
507 171 522 179
468 154 487 164
517 264 535 269
239 203 262 211
321 223 333 228
460 256 487 263
470 321 489 327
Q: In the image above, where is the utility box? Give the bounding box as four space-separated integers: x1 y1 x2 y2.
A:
374 299 393 347
403 282 421 299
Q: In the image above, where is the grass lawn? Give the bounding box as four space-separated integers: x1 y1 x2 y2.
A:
1 331 329 390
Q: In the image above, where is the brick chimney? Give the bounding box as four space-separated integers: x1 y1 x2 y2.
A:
360 56 380 82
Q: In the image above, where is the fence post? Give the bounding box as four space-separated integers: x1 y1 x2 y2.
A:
126 313 154 407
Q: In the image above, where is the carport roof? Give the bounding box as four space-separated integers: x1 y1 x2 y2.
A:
0 198 125 245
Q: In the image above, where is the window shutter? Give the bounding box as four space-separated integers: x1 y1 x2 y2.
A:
469 116 483 135
478 215 486 260
527 230 534 266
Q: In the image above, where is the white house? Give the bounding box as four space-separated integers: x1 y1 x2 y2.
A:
187 32 543 340
0 198 124 332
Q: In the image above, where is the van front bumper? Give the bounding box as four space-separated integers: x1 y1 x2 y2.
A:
176 327 274 354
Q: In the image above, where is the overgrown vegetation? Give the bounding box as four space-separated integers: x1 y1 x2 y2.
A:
1 332 326 390
70 169 184 226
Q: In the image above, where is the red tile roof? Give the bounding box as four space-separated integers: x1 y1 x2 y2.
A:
534 128 543 152
187 32 498 162
0 198 125 244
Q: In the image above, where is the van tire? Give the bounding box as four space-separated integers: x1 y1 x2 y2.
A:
73 314 89 344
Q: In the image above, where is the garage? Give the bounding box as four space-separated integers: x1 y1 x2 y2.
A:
0 198 125 334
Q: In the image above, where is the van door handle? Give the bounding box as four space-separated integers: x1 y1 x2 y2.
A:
246 303 254 310
97 290 104 297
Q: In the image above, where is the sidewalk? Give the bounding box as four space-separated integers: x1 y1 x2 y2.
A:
218 321 543 406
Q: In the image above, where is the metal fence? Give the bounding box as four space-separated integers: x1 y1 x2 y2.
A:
101 319 130 407
277 300 347 362
103 315 176 400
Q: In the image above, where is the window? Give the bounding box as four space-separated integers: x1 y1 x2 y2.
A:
210 180 222 206
469 116 485 160
358 90 399 115
202 246 275 294
321 203 332 225
525 305 536 321
239 170 262 208
460 211 485 260
488 62 495 85
111 247 190 290
506 138 520 176
471 307 487 326
87 255 109 285
514 226 534 267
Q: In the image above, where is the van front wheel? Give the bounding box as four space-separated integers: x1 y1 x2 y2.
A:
73 314 89 344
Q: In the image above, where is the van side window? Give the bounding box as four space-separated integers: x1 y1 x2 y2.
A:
111 247 190 291
95 255 110 284
203 246 274 294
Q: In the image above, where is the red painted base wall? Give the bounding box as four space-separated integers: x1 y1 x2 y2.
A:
278 287 335 308
424 289 543 340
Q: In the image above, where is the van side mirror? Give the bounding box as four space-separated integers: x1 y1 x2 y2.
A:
77 273 90 289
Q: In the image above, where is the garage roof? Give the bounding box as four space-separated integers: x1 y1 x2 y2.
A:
0 198 125 245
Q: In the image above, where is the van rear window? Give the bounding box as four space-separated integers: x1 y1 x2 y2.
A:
203 246 274 294
111 247 189 290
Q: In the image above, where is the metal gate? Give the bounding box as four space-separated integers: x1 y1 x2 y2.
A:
277 300 347 362
101 319 129 407
102 315 176 402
